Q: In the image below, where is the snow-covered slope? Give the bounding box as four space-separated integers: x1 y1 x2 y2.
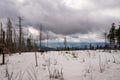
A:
0 50 120 80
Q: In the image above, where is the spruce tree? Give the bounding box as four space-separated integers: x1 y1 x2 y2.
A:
27 37 32 51
116 25 120 48
107 23 116 48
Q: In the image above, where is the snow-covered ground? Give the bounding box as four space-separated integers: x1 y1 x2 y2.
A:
0 50 120 80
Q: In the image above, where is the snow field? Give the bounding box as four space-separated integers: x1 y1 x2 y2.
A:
0 50 120 80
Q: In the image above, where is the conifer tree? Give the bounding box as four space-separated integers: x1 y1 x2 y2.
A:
107 23 116 48
116 25 120 48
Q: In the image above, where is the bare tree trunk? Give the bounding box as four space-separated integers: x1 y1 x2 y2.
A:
18 16 23 54
39 25 42 51
34 40 38 67
64 36 67 50
6 18 13 55
2 31 5 64
104 32 107 51
47 31 49 49
0 22 3 43
13 29 16 52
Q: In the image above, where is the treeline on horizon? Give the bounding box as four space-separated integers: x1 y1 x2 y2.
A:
0 17 120 55
54 22 120 51
55 22 120 51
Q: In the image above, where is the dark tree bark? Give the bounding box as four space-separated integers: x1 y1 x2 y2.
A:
2 31 5 64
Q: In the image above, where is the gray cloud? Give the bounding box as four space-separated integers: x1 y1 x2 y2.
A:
0 0 120 42
0 0 19 19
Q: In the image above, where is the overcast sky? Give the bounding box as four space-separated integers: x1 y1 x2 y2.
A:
0 0 120 42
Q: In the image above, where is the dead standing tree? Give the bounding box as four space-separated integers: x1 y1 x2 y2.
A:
64 36 67 50
46 31 49 48
6 18 13 54
13 28 17 52
39 24 42 52
0 22 3 43
17 16 23 54
34 40 38 67
0 22 5 64
2 31 5 64
104 32 107 51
